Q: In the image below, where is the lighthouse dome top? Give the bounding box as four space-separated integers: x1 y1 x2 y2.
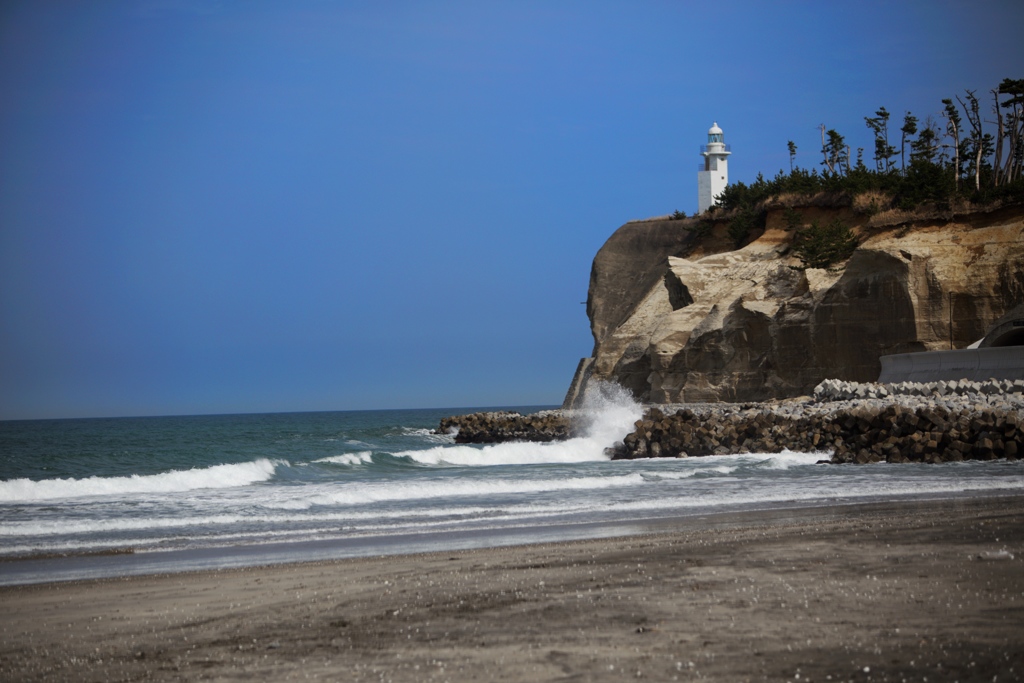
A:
708 122 723 135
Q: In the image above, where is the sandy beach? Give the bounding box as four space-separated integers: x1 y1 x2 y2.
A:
2 496 1023 682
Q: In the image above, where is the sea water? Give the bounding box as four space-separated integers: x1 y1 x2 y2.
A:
2 387 1023 584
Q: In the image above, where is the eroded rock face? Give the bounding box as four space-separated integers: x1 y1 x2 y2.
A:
577 205 1024 404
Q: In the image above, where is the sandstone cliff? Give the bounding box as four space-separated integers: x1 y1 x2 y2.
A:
568 200 1024 405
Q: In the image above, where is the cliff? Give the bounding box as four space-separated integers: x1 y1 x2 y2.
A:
568 199 1024 405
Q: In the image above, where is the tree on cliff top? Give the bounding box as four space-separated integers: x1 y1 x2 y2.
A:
900 112 918 176
697 78 1023 229
940 98 965 191
820 126 849 176
994 78 1024 186
956 90 992 192
792 219 859 270
864 107 896 173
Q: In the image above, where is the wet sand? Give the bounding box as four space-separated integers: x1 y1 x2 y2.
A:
2 496 1023 682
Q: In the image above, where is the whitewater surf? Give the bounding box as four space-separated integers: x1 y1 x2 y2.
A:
2 388 1023 584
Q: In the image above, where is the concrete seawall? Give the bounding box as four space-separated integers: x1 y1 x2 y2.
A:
878 347 1024 383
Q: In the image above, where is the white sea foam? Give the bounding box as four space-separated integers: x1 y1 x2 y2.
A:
0 495 606 541
312 452 374 466
592 473 1024 515
402 427 456 443
6 405 1022 573
0 501 597 554
734 450 829 469
0 502 504 538
396 440 606 467
395 381 643 468
648 466 734 480
3 459 1023 560
0 459 280 503
257 472 649 510
573 380 645 444
12 466 1022 542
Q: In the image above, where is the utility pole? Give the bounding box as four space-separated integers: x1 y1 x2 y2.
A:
948 291 954 350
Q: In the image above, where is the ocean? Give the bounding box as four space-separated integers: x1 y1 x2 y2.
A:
2 389 1023 585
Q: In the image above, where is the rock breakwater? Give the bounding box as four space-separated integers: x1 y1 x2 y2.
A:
612 381 1024 464
439 381 1023 464
814 378 1024 401
437 410 569 443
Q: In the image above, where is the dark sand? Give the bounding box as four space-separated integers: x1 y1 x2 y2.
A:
2 497 1023 682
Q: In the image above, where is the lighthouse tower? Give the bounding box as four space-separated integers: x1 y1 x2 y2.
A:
697 122 730 214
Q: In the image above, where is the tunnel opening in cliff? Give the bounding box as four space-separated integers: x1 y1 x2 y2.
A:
988 326 1024 347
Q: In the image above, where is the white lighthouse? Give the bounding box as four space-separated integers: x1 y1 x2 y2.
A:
697 122 730 214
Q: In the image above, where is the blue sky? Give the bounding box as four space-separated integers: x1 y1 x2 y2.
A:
1 1 1022 419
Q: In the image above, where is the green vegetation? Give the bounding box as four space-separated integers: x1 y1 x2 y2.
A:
792 219 859 270
726 205 763 248
783 207 803 230
709 78 1024 220
682 218 714 238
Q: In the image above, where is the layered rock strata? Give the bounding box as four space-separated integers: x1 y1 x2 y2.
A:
437 410 569 443
575 203 1024 405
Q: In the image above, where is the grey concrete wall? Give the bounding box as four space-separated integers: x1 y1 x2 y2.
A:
879 347 1024 383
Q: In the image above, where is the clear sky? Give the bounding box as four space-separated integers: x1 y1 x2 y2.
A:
2 1 1022 419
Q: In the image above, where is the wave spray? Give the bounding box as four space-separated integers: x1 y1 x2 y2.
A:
400 382 643 467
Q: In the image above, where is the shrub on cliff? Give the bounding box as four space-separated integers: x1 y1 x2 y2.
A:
727 206 764 248
682 218 714 238
792 219 859 270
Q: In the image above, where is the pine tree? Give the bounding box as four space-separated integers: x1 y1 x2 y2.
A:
864 107 895 172
900 112 918 176
793 220 859 270
820 126 848 176
910 117 940 164
941 99 963 191
995 78 1024 184
957 90 987 191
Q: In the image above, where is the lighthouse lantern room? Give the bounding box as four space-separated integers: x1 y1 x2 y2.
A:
697 122 730 214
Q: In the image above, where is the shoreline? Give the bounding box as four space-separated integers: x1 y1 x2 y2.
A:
3 487 1020 587
3 494 1023 681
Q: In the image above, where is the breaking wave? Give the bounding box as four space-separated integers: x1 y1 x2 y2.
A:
396 381 643 467
311 452 374 466
0 459 280 503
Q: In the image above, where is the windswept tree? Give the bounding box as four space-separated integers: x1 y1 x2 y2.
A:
941 98 963 190
900 112 918 175
992 88 1006 186
724 78 1022 229
994 78 1024 185
957 90 993 192
820 125 849 176
910 116 940 164
864 107 896 172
